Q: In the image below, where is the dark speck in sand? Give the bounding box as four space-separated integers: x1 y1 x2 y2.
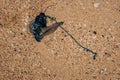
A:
93 31 97 35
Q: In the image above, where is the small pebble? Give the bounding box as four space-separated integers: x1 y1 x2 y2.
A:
94 2 100 8
93 31 97 35
0 23 3 27
22 28 26 32
99 69 104 74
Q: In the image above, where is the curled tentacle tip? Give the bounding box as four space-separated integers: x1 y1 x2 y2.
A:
93 53 97 60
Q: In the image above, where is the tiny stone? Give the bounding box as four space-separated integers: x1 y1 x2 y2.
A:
20 33 23 35
14 48 17 51
94 2 100 8
99 69 104 74
0 23 3 27
93 31 97 34
61 38 64 41
22 28 26 32
101 35 104 37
